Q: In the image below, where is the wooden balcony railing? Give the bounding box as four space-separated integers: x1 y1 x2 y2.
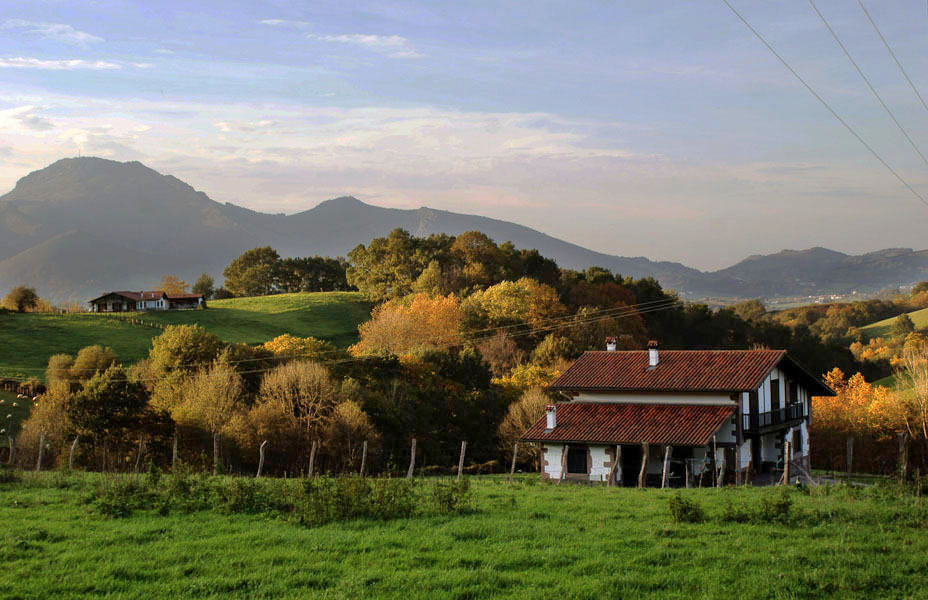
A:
742 403 805 433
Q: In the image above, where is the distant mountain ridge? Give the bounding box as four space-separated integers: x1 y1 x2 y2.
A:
1 157 926 303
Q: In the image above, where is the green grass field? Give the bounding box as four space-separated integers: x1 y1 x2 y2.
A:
0 474 926 598
861 306 928 340
0 292 371 381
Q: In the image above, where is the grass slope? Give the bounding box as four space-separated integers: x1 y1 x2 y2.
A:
0 475 926 598
0 390 30 449
0 292 371 380
861 306 928 340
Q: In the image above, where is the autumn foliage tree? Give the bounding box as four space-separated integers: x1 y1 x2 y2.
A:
497 387 550 467
351 293 463 356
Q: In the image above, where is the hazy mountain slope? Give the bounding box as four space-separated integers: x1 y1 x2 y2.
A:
1 157 926 303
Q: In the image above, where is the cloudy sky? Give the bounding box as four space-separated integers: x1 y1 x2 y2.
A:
2 1 928 270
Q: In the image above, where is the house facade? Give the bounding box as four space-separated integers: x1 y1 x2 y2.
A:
88 291 205 312
521 343 833 486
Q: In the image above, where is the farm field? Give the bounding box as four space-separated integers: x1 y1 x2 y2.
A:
1 474 926 599
861 306 928 340
0 390 30 449
0 292 371 381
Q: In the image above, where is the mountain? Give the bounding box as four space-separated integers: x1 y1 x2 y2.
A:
1 157 927 303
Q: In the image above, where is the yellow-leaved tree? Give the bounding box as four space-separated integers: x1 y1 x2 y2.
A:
350 293 463 356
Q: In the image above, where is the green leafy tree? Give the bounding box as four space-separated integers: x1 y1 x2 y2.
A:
892 313 916 338
2 285 39 312
67 366 148 469
148 325 223 377
192 273 215 299
69 345 118 382
223 246 281 297
174 362 245 473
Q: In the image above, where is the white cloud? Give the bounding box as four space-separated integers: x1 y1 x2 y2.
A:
0 57 120 70
259 19 311 29
2 19 103 46
130 62 154 69
307 33 423 58
0 105 55 131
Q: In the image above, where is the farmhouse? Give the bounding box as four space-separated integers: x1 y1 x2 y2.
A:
521 341 834 486
88 291 206 312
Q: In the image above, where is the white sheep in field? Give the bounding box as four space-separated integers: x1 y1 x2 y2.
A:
12 402 18 408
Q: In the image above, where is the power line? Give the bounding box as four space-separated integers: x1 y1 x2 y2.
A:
11 297 682 374
857 0 928 119
721 0 928 209
809 0 928 170
4 298 685 383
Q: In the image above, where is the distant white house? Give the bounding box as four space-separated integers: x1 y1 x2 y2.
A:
88 290 205 312
521 342 833 486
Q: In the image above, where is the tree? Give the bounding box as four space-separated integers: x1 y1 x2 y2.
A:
46 353 75 384
192 273 215 299
351 293 463 356
258 361 339 441
323 401 380 472
69 345 118 382
461 278 566 332
223 246 281 297
897 346 928 443
497 387 549 467
148 325 223 377
174 362 244 473
17 381 72 468
158 275 189 296
2 286 39 312
475 331 525 378
731 299 767 323
263 334 337 361
67 366 148 469
892 313 916 338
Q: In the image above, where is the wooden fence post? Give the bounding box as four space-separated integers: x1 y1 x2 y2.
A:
134 435 145 473
685 459 691 489
35 431 45 473
638 443 649 488
712 435 718 487
7 436 14 465
360 440 368 477
508 442 519 484
172 433 179 470
406 438 416 479
308 441 318 478
607 445 621 487
899 432 910 482
784 441 792 485
846 436 854 478
457 441 467 481
661 446 672 489
716 453 726 488
256 440 268 478
558 445 568 484
66 447 83 494
735 442 742 486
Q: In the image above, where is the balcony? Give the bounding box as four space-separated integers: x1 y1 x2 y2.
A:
743 403 805 433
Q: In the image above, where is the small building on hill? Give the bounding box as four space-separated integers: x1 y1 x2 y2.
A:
88 291 205 312
521 342 833 486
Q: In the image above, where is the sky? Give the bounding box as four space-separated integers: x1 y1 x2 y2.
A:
2 0 928 271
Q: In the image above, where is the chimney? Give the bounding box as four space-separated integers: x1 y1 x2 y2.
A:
605 336 617 352
648 340 659 368
545 404 556 430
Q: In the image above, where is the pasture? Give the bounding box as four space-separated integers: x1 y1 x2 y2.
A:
0 292 371 380
861 306 928 340
0 473 925 599
0 390 30 449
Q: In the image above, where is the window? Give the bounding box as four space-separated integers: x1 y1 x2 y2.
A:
566 445 588 474
770 379 780 412
789 382 799 405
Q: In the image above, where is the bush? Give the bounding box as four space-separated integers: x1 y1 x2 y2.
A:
759 488 794 523
431 478 473 514
94 476 149 518
295 476 417 526
668 492 704 524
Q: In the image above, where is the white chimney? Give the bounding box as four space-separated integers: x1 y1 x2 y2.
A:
545 405 556 430
605 336 617 352
648 340 659 368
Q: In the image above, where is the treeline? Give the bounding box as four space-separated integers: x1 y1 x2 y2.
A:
222 247 352 297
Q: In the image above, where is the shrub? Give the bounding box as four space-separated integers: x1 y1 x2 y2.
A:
759 488 794 523
94 476 149 518
668 492 704 524
431 478 473 514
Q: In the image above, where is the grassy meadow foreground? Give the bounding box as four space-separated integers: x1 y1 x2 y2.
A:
1 473 926 599
0 292 370 380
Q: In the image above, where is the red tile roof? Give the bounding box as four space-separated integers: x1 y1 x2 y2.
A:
89 291 203 303
550 350 788 393
521 402 736 446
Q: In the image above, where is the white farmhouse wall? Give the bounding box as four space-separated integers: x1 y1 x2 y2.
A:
574 392 735 405
589 446 611 482
543 443 564 480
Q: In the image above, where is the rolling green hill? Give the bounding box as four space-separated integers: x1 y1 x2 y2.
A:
0 292 371 381
860 306 928 340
